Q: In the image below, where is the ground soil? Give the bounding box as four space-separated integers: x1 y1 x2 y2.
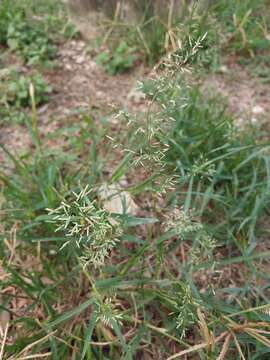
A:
0 37 269 162
203 60 269 127
0 34 270 161
0 38 148 163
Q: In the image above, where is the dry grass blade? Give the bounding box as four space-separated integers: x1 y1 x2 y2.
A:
0 322 9 360
0 294 10 333
8 331 57 360
166 332 228 360
102 0 121 44
252 329 270 335
197 309 214 353
14 353 52 360
245 328 270 348
228 304 270 318
217 334 231 360
136 26 151 56
231 331 246 360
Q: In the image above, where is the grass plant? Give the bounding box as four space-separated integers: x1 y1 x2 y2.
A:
0 0 270 359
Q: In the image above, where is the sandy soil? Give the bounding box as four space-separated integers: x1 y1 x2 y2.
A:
0 38 269 163
0 39 148 163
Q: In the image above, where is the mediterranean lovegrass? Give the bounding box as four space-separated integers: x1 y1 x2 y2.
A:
1 1 270 359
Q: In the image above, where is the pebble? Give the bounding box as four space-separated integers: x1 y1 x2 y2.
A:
75 55 86 64
219 65 229 74
76 41 86 50
65 63 72 70
251 117 258 124
252 105 264 115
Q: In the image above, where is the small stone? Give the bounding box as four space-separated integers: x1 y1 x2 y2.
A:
251 117 258 124
99 183 139 215
77 41 85 50
219 65 229 74
252 105 264 115
65 63 72 70
75 55 85 64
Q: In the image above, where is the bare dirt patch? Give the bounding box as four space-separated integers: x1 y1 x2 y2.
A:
0 38 149 163
204 61 270 127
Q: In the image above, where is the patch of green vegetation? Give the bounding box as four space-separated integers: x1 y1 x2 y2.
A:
239 54 270 84
0 0 77 65
99 0 269 70
96 41 136 75
0 1 55 65
99 2 190 66
0 0 11 44
6 13 57 66
138 2 221 67
212 0 270 58
0 69 52 124
1 70 52 107
142 75 269 245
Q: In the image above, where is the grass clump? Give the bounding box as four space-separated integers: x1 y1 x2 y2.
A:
212 0 270 58
1 1 270 359
142 76 270 244
1 54 270 358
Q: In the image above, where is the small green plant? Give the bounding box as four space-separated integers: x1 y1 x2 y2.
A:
0 0 12 44
1 69 52 108
141 71 270 244
0 0 60 65
96 41 136 75
7 13 56 65
0 69 52 124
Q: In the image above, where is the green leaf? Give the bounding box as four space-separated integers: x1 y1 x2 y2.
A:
111 153 134 182
7 37 19 50
46 298 95 329
81 311 99 359
122 215 159 227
